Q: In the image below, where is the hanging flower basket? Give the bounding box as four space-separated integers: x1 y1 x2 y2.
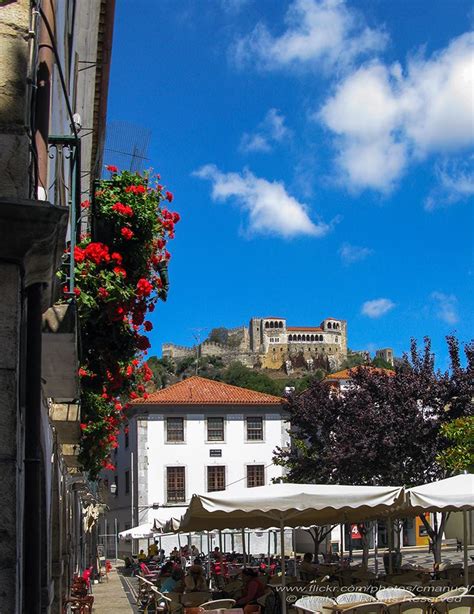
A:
59 167 180 478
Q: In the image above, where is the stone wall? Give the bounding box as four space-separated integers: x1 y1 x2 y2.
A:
0 0 30 200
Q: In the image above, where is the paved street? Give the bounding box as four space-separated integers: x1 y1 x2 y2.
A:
92 564 136 613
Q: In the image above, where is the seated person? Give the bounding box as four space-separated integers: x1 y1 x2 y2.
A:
235 568 265 607
161 568 185 593
138 549 147 562
157 561 174 585
299 553 318 580
184 564 208 592
170 547 180 561
212 546 224 562
148 540 159 558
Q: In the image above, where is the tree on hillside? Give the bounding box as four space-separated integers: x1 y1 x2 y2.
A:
371 356 395 370
274 336 473 565
147 356 175 389
216 362 281 396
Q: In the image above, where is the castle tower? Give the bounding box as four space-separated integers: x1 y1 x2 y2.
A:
249 317 264 353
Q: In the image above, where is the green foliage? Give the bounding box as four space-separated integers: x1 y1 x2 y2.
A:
340 352 367 370
216 362 281 395
147 356 175 389
437 417 474 472
371 356 395 370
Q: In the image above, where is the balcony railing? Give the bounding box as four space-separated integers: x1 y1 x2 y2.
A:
48 135 82 294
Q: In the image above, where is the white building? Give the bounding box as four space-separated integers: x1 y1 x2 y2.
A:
105 376 289 554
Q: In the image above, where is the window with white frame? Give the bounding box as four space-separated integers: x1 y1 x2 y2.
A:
207 417 224 441
166 417 184 442
246 416 263 441
167 466 185 503
247 464 265 488
207 466 226 492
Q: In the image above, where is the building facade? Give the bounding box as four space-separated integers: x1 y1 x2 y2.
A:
104 377 289 552
163 316 348 372
0 2 115 611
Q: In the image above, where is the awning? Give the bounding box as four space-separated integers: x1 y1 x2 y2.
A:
178 483 405 532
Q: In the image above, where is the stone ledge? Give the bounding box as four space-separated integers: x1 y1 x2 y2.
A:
0 198 68 310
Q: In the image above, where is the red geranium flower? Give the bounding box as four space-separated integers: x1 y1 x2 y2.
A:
78 367 88 377
120 227 134 240
136 278 153 297
166 191 174 202
73 287 81 297
112 202 134 217
74 246 85 263
106 165 118 173
113 266 127 277
81 199 91 209
98 287 109 299
144 321 153 332
111 252 122 264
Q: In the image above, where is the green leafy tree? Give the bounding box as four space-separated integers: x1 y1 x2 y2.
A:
217 362 281 395
147 356 175 389
437 416 474 472
371 356 395 370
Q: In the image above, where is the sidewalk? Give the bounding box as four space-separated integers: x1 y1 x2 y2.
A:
92 564 136 613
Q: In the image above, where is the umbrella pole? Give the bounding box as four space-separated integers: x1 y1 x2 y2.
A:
388 518 393 575
280 520 287 614
267 530 271 571
339 524 344 561
242 528 246 565
293 528 297 578
463 510 469 587
207 531 211 576
374 521 378 576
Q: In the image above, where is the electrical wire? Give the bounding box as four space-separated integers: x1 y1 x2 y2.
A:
38 5 78 140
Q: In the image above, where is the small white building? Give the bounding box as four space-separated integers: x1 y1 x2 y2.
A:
105 376 289 554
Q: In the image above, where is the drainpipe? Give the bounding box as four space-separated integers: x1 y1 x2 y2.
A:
34 0 55 199
23 283 43 614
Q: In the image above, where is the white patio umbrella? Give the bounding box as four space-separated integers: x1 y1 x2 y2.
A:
407 473 474 586
178 483 405 614
179 483 405 531
118 522 157 540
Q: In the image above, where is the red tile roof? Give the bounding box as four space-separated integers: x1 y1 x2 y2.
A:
132 376 285 405
325 367 395 381
287 326 323 332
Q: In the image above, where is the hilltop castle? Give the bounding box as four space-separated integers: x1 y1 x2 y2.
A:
163 316 349 372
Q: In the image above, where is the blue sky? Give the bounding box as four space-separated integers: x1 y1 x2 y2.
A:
107 0 473 369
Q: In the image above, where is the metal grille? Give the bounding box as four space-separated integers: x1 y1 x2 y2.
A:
103 121 151 174
247 465 265 488
207 417 224 441
207 466 226 492
246 416 263 440
166 417 184 442
167 467 185 503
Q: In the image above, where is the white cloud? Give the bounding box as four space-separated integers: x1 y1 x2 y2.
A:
339 243 373 264
361 298 395 318
193 164 330 238
431 292 459 324
240 108 291 153
425 156 474 210
233 0 387 71
319 32 474 192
